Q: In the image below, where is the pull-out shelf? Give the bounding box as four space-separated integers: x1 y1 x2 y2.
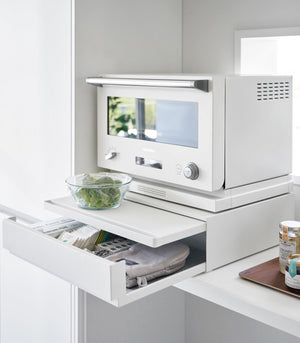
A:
2 197 206 307
45 197 206 247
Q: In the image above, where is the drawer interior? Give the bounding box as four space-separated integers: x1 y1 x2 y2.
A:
3 217 206 307
120 234 206 306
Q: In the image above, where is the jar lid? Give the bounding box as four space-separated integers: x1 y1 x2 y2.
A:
287 254 300 266
279 220 300 231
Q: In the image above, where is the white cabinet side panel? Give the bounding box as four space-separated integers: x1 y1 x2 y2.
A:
185 293 299 343
206 194 295 271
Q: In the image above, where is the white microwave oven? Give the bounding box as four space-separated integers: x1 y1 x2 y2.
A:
86 74 292 203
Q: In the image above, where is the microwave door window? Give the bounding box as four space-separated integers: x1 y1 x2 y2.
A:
108 97 198 148
155 100 198 148
108 97 137 138
108 97 156 141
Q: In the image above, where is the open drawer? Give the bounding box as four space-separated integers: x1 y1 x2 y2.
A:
2 198 206 307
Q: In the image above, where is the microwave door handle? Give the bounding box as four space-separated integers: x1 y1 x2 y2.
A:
86 77 209 92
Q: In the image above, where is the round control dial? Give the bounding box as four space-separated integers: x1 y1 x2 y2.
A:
183 163 199 180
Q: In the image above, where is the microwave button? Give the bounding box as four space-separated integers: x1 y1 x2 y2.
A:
183 163 199 180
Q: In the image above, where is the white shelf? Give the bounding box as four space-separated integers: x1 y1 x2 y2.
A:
175 247 300 338
45 197 206 247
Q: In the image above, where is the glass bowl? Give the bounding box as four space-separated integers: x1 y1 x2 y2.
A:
66 172 132 210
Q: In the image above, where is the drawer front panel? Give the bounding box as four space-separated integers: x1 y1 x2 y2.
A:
2 218 125 302
2 218 206 307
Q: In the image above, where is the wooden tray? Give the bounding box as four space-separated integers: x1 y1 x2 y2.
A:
239 257 300 298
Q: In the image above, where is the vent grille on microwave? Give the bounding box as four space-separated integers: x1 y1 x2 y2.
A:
257 81 290 101
137 185 167 198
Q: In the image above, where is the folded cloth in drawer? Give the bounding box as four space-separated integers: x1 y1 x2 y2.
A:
107 242 190 288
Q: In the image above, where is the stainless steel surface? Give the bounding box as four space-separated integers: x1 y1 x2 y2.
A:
105 151 117 160
183 163 199 180
86 77 209 91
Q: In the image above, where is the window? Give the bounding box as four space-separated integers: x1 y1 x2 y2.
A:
235 28 300 178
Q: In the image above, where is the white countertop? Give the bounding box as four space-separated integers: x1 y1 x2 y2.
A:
175 247 300 338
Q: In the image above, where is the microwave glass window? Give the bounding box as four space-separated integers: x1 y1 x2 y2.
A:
108 97 198 148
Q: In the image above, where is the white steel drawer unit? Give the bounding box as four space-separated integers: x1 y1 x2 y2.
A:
2 198 206 307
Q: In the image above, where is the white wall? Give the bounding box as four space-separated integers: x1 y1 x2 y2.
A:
87 288 185 343
294 184 300 220
183 0 300 74
0 1 73 342
0 0 72 219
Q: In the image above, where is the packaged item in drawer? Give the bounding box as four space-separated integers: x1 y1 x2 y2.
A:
92 237 136 257
107 241 190 288
57 225 100 250
31 217 83 237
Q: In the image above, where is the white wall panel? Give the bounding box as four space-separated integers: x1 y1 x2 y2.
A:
1 250 73 343
0 0 72 219
0 1 73 342
87 287 185 343
294 184 300 220
182 0 300 73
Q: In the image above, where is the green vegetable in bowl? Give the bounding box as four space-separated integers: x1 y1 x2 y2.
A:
76 174 122 208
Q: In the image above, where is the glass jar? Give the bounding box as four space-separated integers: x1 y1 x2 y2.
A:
285 254 300 290
279 221 300 274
